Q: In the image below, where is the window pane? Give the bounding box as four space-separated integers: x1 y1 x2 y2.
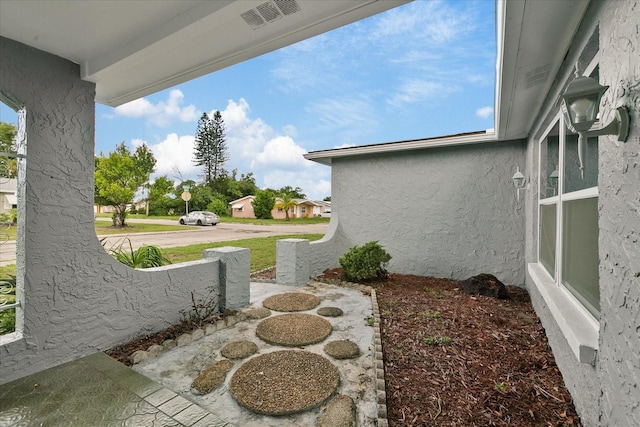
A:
540 123 560 199
562 197 599 317
564 132 598 193
539 203 557 278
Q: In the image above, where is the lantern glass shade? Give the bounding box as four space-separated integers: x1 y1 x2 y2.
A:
561 75 608 132
512 168 526 189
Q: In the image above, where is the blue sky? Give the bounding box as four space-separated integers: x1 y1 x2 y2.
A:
1 0 496 201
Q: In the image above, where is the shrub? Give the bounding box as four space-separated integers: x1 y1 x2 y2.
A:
106 238 171 268
207 197 229 217
339 241 391 282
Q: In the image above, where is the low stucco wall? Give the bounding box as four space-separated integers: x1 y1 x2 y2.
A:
276 215 342 285
330 140 527 285
0 37 249 384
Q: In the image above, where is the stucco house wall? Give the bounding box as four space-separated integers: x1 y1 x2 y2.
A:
522 2 640 426
597 2 640 424
0 37 242 385
331 140 527 285
229 196 256 218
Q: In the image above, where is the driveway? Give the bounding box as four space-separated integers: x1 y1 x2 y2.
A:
0 219 328 266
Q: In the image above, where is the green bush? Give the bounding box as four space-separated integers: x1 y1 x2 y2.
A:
339 241 391 282
207 197 229 217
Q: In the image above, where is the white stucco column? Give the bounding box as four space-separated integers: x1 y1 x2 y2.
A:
204 247 250 310
276 238 310 286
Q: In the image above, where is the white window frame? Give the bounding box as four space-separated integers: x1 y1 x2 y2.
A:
528 55 600 365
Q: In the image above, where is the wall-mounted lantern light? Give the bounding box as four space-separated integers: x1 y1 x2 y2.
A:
512 166 528 201
561 64 630 179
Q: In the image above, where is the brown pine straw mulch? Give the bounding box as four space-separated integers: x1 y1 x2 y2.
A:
315 268 582 427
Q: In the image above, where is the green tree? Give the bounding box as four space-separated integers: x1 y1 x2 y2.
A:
274 191 297 221
0 122 17 179
136 144 156 216
252 189 276 219
277 185 306 199
95 142 156 227
193 111 228 187
148 176 176 215
206 195 229 217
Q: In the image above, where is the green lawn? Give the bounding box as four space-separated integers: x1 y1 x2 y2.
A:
0 234 324 274
95 222 185 235
163 233 323 271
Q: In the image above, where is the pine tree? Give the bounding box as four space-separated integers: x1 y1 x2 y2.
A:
193 111 228 187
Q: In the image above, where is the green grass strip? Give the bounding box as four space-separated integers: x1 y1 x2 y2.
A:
163 234 323 271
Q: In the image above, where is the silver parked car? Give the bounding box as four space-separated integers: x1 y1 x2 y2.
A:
179 211 220 226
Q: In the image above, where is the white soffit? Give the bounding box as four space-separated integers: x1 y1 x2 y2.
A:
0 0 409 107
495 0 590 140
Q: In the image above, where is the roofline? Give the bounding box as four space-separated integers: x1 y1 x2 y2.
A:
303 130 498 165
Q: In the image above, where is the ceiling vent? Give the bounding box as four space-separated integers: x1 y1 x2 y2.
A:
241 0 301 30
523 64 550 89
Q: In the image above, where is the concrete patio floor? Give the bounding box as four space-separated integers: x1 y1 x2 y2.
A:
0 281 378 426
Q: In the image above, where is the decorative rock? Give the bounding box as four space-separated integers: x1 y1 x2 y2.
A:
317 307 344 317
176 333 192 346
458 273 507 299
262 292 321 312
162 339 177 350
191 329 205 341
191 359 234 395
230 350 339 416
226 316 238 327
129 350 148 365
244 307 271 319
220 340 258 359
205 323 218 335
324 340 360 359
256 313 332 347
317 394 356 427
147 344 163 357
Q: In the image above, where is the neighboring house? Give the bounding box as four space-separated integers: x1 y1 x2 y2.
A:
230 195 325 219
0 178 17 214
0 2 638 426
229 195 256 218
311 200 330 217
272 198 321 219
300 2 640 426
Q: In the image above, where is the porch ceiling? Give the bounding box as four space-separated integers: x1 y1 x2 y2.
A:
0 0 408 107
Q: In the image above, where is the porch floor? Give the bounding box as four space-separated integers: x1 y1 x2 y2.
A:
0 352 231 426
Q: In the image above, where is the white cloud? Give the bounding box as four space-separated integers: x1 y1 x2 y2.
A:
476 106 494 119
387 80 458 108
253 136 308 170
112 90 200 127
137 133 198 178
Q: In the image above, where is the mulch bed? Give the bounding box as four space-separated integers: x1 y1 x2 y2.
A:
316 268 582 427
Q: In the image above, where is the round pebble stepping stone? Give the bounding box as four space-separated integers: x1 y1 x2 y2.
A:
244 308 272 319
256 313 332 347
221 340 258 359
318 394 356 427
262 292 321 312
191 359 234 395
317 306 343 317
324 340 360 359
230 350 339 415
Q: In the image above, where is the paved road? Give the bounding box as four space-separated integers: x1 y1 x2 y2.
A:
0 219 328 266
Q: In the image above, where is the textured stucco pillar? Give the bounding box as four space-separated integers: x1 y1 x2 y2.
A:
204 247 250 310
276 239 310 286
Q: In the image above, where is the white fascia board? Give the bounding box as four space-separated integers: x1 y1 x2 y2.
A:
304 131 499 165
